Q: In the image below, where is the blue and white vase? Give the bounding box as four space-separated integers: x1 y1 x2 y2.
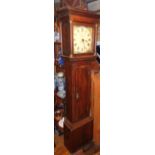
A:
57 72 65 91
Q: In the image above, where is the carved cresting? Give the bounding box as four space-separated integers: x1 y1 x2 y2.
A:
60 0 88 10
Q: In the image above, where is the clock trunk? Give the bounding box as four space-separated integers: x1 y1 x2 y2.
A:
64 58 98 122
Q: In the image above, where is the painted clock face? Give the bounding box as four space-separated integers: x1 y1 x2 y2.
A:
73 25 93 54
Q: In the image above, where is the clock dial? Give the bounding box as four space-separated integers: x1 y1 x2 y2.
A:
73 25 93 54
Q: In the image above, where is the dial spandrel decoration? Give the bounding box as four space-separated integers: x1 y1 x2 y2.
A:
73 25 93 54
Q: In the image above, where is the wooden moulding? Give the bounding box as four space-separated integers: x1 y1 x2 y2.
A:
57 7 100 23
64 116 93 131
62 55 97 62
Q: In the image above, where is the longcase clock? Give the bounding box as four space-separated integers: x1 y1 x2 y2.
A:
57 4 99 153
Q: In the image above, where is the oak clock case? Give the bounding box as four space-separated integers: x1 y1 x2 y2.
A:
57 7 99 153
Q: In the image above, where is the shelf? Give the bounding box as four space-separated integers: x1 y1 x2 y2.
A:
54 41 61 44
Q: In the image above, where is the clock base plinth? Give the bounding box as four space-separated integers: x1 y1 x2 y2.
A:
64 117 93 153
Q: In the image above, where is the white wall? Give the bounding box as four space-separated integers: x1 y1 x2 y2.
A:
88 0 100 11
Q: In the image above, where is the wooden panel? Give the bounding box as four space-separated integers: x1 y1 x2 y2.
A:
64 118 93 153
74 64 91 121
91 70 100 145
64 61 73 121
61 21 71 55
